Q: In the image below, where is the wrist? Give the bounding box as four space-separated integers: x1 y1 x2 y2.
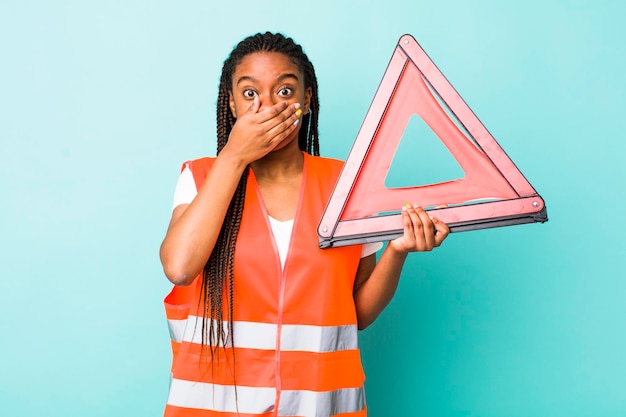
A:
216 146 250 172
385 241 409 259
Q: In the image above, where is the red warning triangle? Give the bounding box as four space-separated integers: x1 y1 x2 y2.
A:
318 34 548 248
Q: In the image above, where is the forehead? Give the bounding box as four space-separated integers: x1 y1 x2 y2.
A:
232 52 302 85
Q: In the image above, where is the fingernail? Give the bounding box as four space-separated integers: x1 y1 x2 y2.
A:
404 202 412 208
294 118 300 126
295 109 302 116
294 103 301 109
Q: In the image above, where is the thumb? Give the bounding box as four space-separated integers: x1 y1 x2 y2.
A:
432 217 450 241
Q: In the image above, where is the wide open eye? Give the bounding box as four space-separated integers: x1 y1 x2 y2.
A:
242 89 257 99
277 87 293 97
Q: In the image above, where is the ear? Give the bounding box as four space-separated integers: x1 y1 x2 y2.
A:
304 87 312 114
228 91 237 118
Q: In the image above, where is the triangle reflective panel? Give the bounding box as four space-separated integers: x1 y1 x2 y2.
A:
318 34 548 248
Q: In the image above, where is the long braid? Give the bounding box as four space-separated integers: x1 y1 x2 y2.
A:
200 32 321 376
298 62 320 155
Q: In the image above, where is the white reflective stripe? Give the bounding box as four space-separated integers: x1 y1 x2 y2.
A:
167 319 186 343
168 317 358 353
278 387 366 417
280 324 358 352
177 316 277 349
168 378 276 413
229 321 277 350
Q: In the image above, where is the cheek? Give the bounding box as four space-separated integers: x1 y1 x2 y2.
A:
231 99 248 118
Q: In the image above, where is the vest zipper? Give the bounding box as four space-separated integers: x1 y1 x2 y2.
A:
251 155 307 416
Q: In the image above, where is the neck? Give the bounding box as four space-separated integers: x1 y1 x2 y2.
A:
251 142 304 182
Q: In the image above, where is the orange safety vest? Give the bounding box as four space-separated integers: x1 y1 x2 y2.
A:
164 153 366 417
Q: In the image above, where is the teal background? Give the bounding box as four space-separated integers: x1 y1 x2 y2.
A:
1 1 624 416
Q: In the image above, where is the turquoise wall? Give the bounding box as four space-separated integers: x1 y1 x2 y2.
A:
1 1 624 416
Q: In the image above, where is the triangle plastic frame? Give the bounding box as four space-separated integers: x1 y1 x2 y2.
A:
318 34 548 248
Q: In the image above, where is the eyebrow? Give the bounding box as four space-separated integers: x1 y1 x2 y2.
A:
236 73 300 86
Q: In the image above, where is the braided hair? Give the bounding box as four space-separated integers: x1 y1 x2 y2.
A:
200 32 321 362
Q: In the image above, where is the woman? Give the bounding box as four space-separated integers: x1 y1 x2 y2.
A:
160 32 449 417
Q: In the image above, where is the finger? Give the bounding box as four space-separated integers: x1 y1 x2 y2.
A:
406 205 435 251
256 101 293 124
400 204 416 247
401 203 428 250
263 105 303 144
414 206 436 250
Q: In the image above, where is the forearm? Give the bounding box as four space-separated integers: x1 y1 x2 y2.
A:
353 204 450 328
159 152 248 285
353 245 408 329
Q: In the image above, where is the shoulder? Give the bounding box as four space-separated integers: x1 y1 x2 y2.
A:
181 156 216 173
180 156 216 189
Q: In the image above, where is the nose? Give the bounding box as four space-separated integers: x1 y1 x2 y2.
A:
258 93 278 110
